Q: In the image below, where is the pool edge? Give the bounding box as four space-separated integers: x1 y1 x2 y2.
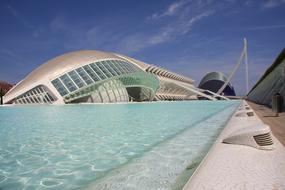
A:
182 100 285 190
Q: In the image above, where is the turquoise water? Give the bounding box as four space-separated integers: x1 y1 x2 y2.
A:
0 101 239 190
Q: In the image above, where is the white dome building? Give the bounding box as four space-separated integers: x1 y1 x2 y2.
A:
4 50 209 105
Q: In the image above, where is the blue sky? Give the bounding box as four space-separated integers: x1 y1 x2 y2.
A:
0 0 284 95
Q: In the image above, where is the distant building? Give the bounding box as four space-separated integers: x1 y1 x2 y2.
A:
247 48 285 109
198 71 236 96
4 50 209 105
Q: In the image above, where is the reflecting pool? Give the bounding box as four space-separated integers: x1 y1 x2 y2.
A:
0 101 239 190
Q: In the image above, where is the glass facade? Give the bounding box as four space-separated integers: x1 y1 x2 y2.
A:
68 70 85 88
51 59 142 97
83 65 101 82
59 74 77 92
64 72 159 103
51 79 69 96
89 63 107 80
75 68 93 85
14 85 55 104
96 62 113 78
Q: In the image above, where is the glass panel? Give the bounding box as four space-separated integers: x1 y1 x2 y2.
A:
24 93 34 104
47 93 54 101
35 86 45 93
112 60 127 74
90 63 107 80
96 62 113 78
83 65 100 82
31 89 38 96
119 61 133 73
76 67 93 85
106 60 121 75
120 61 133 72
68 70 85 88
118 60 131 73
125 62 136 72
60 74 78 92
42 95 48 103
101 61 117 76
40 86 46 94
126 62 139 72
43 93 51 102
28 96 35 103
16 86 55 104
40 87 51 103
35 95 43 103
32 93 40 103
109 61 123 74
51 78 69 96
24 96 31 104
21 98 27 104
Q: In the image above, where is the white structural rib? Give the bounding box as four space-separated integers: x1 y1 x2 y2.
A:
201 89 229 100
177 82 217 100
244 38 249 94
217 38 248 95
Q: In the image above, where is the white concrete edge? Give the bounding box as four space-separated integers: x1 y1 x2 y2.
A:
182 100 242 189
182 100 284 189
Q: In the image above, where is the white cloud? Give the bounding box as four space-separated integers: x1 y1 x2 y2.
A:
116 27 174 53
116 34 150 53
50 16 68 33
164 0 186 16
45 0 239 54
5 4 34 29
46 0 235 54
140 0 238 53
148 0 188 20
180 10 214 34
148 28 173 45
118 0 218 54
263 0 285 8
115 10 214 54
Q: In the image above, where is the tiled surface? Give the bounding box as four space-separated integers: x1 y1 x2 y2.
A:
183 101 285 190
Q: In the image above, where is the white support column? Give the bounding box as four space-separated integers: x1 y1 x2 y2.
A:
177 82 217 100
202 89 229 100
244 38 249 94
217 38 247 95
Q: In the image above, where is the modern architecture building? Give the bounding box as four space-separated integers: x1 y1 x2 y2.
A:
247 48 285 109
3 50 213 105
198 71 236 96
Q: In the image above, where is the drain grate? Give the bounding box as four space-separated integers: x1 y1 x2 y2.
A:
253 133 274 146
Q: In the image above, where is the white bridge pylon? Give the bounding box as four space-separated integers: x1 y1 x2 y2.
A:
216 38 249 96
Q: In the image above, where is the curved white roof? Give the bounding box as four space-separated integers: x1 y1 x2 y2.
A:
4 50 144 100
4 50 194 104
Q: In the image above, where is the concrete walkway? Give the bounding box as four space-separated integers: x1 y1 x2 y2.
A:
247 101 285 146
183 101 285 190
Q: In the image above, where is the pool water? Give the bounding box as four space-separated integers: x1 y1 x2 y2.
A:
0 101 239 190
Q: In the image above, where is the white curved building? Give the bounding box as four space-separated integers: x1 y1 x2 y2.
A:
4 50 211 105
